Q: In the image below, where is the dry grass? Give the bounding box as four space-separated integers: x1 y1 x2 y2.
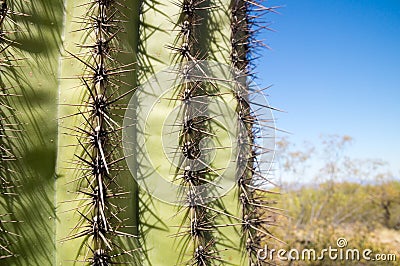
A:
265 181 400 265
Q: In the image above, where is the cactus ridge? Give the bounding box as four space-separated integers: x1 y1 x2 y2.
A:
230 1 281 265
166 1 229 265
61 1 139 264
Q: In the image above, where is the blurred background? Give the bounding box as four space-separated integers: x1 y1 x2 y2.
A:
256 1 400 264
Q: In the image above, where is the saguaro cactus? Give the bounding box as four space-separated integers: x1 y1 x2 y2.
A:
0 0 279 265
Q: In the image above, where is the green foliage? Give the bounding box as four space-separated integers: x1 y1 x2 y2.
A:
272 136 400 265
281 181 400 228
271 181 400 265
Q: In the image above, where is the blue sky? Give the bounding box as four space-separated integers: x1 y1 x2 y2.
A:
256 0 400 179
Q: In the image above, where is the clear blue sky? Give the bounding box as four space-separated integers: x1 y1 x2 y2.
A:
257 0 400 177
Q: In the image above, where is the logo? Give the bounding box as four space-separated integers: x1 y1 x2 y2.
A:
123 61 275 205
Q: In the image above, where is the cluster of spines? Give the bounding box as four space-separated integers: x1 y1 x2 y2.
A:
0 0 21 260
230 0 279 265
62 1 138 264
168 1 225 265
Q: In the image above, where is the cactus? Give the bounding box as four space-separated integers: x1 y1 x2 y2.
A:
0 0 279 265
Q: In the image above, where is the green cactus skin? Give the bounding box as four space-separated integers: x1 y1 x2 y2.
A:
0 0 63 264
0 0 278 265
